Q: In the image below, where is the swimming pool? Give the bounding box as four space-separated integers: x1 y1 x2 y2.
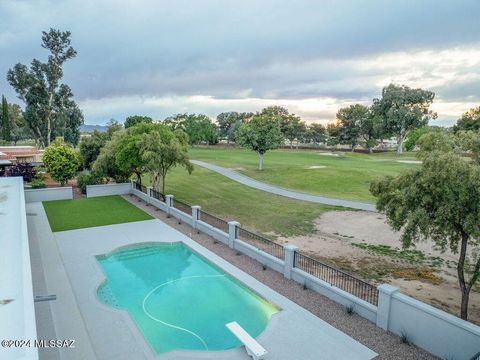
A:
96 242 279 354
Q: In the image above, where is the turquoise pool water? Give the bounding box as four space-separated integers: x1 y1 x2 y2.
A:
96 242 279 354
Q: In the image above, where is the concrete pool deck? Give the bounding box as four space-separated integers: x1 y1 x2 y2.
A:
27 202 377 360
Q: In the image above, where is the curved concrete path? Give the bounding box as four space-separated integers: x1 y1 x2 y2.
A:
191 160 377 212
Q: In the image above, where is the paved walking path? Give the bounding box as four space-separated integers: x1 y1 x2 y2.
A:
191 160 377 212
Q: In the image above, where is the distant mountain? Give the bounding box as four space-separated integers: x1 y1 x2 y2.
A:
80 124 108 133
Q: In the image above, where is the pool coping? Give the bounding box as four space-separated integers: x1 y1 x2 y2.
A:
52 218 377 360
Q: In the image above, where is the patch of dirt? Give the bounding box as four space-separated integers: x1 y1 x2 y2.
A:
308 165 327 169
282 210 480 324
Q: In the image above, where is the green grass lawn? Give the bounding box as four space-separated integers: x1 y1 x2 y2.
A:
189 147 420 202
144 166 340 238
43 195 153 232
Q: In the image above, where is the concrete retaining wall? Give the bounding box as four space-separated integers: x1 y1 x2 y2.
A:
24 187 73 203
291 268 377 323
388 290 480 359
131 188 149 203
196 221 229 245
149 197 168 212
169 207 193 226
86 183 132 198
233 239 285 273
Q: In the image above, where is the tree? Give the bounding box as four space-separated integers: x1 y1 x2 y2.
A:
358 109 384 153
164 113 218 145
373 83 436 155
235 112 283 170
217 112 252 145
8 103 31 145
140 125 193 194
93 122 157 184
106 119 123 138
1 95 11 142
336 104 366 151
326 122 341 147
93 133 131 183
7 28 83 147
282 116 307 149
306 123 326 146
124 115 153 129
454 106 480 133
404 126 442 152
42 139 79 186
114 122 156 183
259 106 305 148
79 130 108 169
370 132 480 320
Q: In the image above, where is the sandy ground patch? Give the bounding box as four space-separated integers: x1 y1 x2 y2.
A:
282 210 480 324
317 152 341 156
397 160 422 164
308 165 327 169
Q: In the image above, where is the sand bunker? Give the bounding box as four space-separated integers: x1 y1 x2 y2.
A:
317 152 340 157
308 166 326 169
397 160 422 164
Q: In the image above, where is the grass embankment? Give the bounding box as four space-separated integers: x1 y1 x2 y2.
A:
43 195 152 231
189 147 419 202
144 165 340 238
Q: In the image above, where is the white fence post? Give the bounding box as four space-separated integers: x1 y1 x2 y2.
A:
191 205 201 231
283 244 298 279
228 221 240 249
165 195 174 217
130 180 135 190
376 284 399 330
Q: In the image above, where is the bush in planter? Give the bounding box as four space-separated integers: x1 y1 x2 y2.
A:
77 171 104 194
28 179 46 189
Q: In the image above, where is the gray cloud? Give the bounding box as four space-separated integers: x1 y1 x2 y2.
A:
0 0 479 124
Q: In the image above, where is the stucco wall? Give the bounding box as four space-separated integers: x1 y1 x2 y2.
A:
24 187 73 203
86 183 131 198
388 292 480 359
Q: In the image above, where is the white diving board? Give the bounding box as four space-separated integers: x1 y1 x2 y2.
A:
226 321 268 360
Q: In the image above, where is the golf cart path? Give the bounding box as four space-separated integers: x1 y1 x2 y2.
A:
191 160 377 212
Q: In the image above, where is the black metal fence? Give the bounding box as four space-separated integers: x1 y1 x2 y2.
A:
294 251 379 306
133 181 147 193
199 210 229 233
237 227 285 260
150 188 166 202
173 198 191 215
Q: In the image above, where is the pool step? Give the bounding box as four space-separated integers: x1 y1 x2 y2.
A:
108 245 168 261
97 283 120 308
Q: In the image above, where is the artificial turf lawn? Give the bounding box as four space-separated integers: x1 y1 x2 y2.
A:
189 147 419 202
42 195 153 232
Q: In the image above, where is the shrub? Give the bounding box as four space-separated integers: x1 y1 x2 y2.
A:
77 171 104 194
28 179 46 189
43 139 80 186
5 163 36 182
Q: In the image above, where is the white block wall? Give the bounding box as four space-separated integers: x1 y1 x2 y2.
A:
86 183 132 198
388 292 480 359
24 187 73 203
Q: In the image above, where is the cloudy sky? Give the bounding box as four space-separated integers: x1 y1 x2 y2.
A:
1 0 479 126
